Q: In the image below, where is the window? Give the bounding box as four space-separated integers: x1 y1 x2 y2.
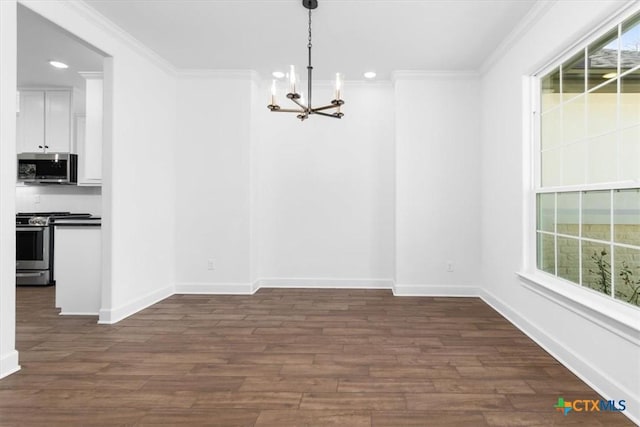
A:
536 11 640 308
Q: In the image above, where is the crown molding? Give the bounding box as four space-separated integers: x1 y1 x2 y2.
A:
39 0 178 76
391 70 480 82
479 0 557 75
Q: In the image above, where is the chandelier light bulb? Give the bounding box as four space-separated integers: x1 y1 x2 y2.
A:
272 71 285 79
289 65 296 94
364 71 377 79
335 73 342 101
270 80 277 105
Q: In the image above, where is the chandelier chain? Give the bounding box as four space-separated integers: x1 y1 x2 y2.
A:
308 8 312 49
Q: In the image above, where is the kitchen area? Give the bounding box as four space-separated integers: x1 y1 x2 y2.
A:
15 5 106 316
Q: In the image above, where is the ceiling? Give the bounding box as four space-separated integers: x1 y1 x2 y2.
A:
83 0 539 80
17 4 105 91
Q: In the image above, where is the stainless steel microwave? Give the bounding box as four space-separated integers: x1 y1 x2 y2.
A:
17 153 77 184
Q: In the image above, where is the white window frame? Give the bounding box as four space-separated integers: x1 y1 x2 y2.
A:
519 3 640 344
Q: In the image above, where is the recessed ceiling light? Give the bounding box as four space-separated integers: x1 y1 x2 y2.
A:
602 72 617 79
49 60 68 69
272 71 285 79
364 71 377 79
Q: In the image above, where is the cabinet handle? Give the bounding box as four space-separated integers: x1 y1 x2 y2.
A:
38 145 43 149
45 145 49 148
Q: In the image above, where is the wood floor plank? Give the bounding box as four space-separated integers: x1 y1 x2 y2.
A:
280 363 370 377
2 286 633 426
239 377 338 393
140 375 245 392
456 366 553 380
97 361 196 376
432 378 537 394
299 392 407 410
137 409 260 426
192 391 302 409
255 409 371 426
370 366 461 379
405 392 512 411
227 353 315 365
189 363 283 377
337 378 436 393
314 353 398 365
372 411 488 427
484 411 632 427
0 407 146 425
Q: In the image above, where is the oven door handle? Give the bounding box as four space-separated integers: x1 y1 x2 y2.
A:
16 271 46 277
16 226 46 232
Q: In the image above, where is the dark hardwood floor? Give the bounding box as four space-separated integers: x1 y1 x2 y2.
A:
0 286 633 426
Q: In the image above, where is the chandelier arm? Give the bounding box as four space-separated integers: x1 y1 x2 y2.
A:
311 104 342 112
271 108 307 113
311 110 343 119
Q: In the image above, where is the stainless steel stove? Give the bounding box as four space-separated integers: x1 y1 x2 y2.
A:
16 212 92 286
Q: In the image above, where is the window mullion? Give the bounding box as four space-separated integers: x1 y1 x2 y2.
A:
554 192 558 276
610 189 615 299
579 191 583 286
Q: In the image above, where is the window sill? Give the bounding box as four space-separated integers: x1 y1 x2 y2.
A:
517 271 640 345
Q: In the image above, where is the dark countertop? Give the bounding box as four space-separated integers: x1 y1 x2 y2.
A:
52 217 102 227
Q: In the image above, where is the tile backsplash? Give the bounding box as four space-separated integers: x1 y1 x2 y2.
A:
16 185 102 215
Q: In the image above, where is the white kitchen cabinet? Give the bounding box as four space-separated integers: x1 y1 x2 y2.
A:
44 91 72 152
54 224 101 315
77 73 103 186
16 89 72 153
16 91 45 153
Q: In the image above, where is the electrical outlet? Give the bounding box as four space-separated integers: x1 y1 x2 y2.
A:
207 259 215 270
446 261 454 272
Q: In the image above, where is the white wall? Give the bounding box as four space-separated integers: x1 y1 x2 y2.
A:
15 185 102 215
480 0 639 423
175 74 480 293
0 0 19 379
105 48 176 321
174 79 395 291
394 73 482 294
174 74 253 293
255 82 395 286
10 0 177 324
250 79 261 285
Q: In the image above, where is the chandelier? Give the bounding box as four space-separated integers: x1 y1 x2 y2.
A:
267 0 344 121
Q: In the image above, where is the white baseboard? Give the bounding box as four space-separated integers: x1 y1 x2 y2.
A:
0 350 20 379
98 284 174 324
256 278 394 290
393 283 480 297
479 288 640 426
59 312 99 316
175 282 255 295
